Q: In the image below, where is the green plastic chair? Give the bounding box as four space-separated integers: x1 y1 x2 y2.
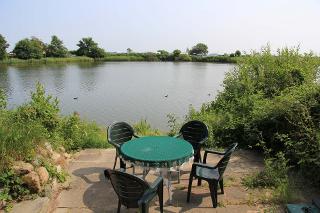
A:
105 169 163 213
187 144 237 208
107 122 139 170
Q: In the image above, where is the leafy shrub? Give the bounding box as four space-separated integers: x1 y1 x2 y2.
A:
60 113 108 151
42 161 67 183
178 54 192 62
14 83 60 132
133 120 161 136
13 38 45 59
0 115 47 171
188 46 320 185
243 153 289 188
0 170 30 201
0 89 6 110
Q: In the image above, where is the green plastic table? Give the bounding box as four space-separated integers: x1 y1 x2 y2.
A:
120 136 193 202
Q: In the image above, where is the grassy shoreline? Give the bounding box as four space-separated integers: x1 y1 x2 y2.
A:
0 55 240 65
0 56 94 65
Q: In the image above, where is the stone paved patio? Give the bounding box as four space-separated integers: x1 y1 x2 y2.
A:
50 148 271 213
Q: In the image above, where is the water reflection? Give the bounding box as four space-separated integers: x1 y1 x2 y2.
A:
0 62 233 130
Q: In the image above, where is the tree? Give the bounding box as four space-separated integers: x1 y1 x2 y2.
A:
157 50 169 61
188 43 208 56
0 34 9 60
235 50 241 57
13 37 45 59
173 49 181 58
46 35 68 57
76 37 105 58
127 48 133 54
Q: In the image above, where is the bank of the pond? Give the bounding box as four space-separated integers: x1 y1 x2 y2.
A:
0 55 240 65
0 56 94 65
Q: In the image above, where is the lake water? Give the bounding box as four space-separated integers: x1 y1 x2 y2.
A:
0 62 234 130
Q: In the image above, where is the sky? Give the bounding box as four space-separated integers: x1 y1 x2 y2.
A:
1 0 320 54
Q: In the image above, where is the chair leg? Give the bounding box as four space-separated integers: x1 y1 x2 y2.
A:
219 179 224 194
158 180 163 213
197 177 202 186
140 202 149 213
178 168 181 184
208 182 218 208
120 159 126 171
113 155 118 170
132 166 135 175
117 199 121 213
187 174 193 202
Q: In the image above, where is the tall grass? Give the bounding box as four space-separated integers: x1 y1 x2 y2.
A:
0 56 94 65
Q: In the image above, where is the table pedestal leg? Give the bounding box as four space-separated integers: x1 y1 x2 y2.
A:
168 171 172 204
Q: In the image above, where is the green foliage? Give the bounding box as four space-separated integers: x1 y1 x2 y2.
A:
60 113 108 151
189 43 208 56
172 50 181 58
142 52 159 61
0 34 9 60
133 120 161 136
0 89 6 110
13 37 45 59
14 83 60 132
102 55 144 61
0 56 94 65
242 153 289 188
46 35 68 57
157 50 170 61
76 37 105 58
167 113 181 136
235 50 241 57
0 170 30 201
0 83 108 172
0 114 47 171
42 161 66 183
177 54 192 62
191 55 238 63
188 45 320 185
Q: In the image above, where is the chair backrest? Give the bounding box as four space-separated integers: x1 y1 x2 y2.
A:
216 144 237 178
106 169 149 208
179 120 208 149
108 122 135 146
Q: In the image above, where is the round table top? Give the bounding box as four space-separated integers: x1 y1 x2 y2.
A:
120 136 193 168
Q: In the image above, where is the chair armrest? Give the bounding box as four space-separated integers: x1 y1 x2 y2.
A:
203 148 225 163
138 189 157 206
204 149 225 155
149 176 163 191
193 162 217 170
133 134 140 138
139 177 163 206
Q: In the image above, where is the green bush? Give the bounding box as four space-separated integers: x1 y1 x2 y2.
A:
0 170 30 201
178 54 192 62
243 153 289 188
60 113 108 151
188 46 320 185
13 38 45 59
13 83 60 132
133 120 161 136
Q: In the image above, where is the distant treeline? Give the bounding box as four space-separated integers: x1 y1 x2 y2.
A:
0 34 241 64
